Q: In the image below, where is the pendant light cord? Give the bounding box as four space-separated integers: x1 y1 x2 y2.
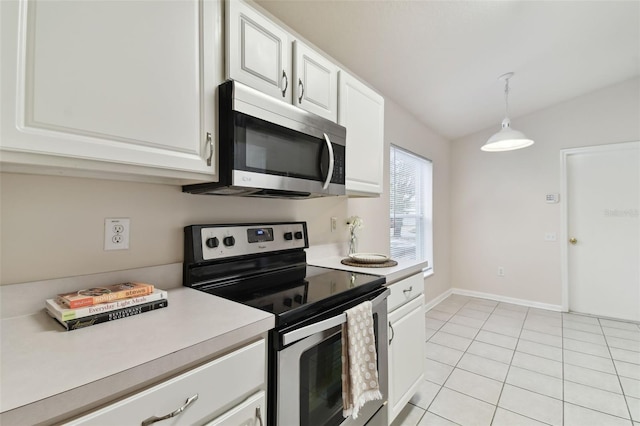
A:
504 77 510 118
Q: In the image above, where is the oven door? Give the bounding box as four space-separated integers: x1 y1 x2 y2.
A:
277 289 389 426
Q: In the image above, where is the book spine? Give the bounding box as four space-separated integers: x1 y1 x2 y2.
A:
52 300 168 331
58 286 154 308
46 290 168 322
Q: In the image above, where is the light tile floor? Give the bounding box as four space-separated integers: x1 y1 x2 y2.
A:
391 295 640 426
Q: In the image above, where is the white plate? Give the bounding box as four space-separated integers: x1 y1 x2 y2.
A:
349 253 390 264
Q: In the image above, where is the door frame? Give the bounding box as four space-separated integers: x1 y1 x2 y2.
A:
560 141 640 313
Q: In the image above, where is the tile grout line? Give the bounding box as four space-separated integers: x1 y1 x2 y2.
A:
597 315 635 422
489 303 531 426
561 310 565 426
424 296 640 426
423 298 496 425
417 299 469 425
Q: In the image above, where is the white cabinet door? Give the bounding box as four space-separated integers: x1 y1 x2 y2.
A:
205 391 265 426
0 0 221 181
387 294 425 424
65 339 266 425
293 40 338 121
226 0 291 101
338 71 385 196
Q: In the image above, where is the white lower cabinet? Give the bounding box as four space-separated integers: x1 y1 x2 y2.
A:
387 273 425 424
64 339 266 426
204 391 265 426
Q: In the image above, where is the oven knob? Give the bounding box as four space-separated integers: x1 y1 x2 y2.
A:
205 237 219 249
284 232 293 241
223 236 235 247
294 231 303 240
283 297 293 307
294 294 303 304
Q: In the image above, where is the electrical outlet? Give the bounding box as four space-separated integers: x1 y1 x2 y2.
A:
498 266 505 277
104 218 130 250
331 217 337 232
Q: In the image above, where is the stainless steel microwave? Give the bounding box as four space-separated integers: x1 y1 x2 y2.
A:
183 80 347 198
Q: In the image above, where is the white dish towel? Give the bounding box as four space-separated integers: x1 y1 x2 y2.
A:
341 300 383 419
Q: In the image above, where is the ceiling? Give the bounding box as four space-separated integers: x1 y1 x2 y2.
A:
256 0 640 140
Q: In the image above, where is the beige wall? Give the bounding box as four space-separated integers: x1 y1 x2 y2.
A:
450 77 640 305
380 99 451 302
0 99 452 297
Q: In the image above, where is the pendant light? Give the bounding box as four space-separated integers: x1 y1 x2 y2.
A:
481 72 534 152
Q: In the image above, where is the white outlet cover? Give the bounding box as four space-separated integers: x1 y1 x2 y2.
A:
104 218 130 250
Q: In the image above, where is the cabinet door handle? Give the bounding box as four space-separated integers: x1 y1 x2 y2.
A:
298 78 304 103
403 286 413 296
205 132 213 167
256 406 264 426
388 321 394 345
281 70 288 97
141 394 199 426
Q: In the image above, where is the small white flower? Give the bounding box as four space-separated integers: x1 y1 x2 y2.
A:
346 216 364 233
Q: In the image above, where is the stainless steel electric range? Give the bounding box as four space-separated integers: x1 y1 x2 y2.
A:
183 222 389 426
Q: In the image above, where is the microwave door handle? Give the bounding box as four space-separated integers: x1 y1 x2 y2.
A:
322 133 335 190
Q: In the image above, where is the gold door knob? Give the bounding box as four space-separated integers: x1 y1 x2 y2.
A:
569 237 578 245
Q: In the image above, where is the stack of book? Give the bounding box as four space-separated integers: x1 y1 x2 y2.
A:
46 282 168 331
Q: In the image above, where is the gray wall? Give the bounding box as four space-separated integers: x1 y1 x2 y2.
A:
450 77 640 305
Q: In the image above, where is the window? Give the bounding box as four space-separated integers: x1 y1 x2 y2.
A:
389 145 433 271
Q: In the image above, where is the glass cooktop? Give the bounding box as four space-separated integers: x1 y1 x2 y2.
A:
196 265 384 326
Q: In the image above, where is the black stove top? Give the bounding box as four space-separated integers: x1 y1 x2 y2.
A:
183 222 386 327
195 264 384 326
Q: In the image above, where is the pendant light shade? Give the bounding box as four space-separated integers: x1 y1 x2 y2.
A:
482 73 534 152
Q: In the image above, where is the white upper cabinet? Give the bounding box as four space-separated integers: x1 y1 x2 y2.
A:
338 71 385 196
0 0 222 182
226 0 292 101
293 41 339 121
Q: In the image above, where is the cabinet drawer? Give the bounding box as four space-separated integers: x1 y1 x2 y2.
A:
204 391 265 426
387 273 423 312
65 339 266 425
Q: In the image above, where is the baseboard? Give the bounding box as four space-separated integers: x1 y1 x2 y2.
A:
451 288 564 312
424 288 453 312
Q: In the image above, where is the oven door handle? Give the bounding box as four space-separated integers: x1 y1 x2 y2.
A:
282 288 389 346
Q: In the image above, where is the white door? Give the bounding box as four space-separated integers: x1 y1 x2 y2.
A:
564 141 640 322
0 0 219 178
226 0 291 101
338 71 385 196
293 40 338 121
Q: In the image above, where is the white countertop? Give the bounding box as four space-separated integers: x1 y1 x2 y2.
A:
0 287 274 425
309 256 428 284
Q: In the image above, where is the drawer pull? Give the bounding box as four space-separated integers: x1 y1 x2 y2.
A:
403 286 413 295
389 321 394 345
141 394 199 426
256 406 264 426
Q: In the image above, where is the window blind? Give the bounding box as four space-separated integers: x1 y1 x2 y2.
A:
389 145 433 268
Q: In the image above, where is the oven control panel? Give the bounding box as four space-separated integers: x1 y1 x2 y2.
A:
192 222 308 261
